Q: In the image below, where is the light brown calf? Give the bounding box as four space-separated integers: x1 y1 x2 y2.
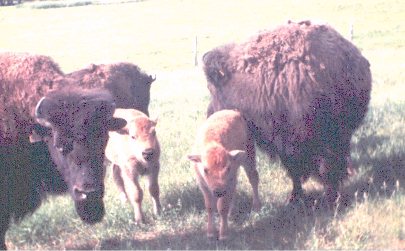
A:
105 108 161 223
188 109 261 240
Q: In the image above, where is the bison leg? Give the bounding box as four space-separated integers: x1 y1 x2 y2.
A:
0 153 10 250
242 137 261 211
280 155 305 203
0 211 9 250
0 231 6 251
112 164 127 203
321 154 347 204
146 168 161 216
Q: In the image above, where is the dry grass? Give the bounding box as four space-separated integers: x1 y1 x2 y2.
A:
1 0 405 249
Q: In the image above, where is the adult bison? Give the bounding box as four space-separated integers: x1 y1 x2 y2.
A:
65 63 156 115
202 21 372 204
0 53 126 249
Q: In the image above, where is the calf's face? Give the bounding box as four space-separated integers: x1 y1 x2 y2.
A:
127 116 159 163
188 144 246 198
35 91 126 224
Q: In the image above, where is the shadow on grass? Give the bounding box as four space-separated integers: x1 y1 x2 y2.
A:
343 134 405 203
73 106 405 249
76 136 404 249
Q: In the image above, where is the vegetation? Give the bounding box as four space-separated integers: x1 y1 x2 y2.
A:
1 0 404 249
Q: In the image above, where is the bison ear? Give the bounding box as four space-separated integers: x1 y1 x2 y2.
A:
206 68 227 87
229 150 247 164
107 118 127 131
187 154 202 163
202 50 229 87
35 97 55 128
148 74 156 84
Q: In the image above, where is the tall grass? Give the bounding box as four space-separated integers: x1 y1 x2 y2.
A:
1 0 405 249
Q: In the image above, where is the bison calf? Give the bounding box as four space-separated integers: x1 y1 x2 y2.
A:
188 110 261 240
105 109 161 224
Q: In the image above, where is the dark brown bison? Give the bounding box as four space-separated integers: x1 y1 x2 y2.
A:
202 21 372 204
65 63 156 115
0 53 127 249
0 0 20 6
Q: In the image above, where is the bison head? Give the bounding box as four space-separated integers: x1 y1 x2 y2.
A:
34 87 126 224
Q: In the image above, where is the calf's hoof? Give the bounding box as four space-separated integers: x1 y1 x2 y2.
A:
219 234 229 241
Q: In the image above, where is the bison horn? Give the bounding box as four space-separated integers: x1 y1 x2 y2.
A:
149 74 157 83
35 97 53 127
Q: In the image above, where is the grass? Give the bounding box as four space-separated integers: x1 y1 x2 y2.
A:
1 0 405 249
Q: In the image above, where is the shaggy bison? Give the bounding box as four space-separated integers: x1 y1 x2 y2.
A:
188 110 261 240
202 21 372 204
105 109 161 224
0 53 127 249
65 63 156 115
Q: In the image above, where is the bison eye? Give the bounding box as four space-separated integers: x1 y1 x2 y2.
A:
131 135 137 140
204 168 209 175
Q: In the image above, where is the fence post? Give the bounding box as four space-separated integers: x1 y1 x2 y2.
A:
349 23 354 41
194 35 198 66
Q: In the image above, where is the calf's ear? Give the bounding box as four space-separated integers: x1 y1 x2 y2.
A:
187 154 202 163
150 115 158 125
107 118 127 131
229 150 247 164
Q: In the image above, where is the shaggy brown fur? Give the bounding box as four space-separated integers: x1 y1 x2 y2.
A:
203 21 372 204
105 109 161 224
0 52 64 144
188 110 261 240
65 63 155 115
0 53 127 249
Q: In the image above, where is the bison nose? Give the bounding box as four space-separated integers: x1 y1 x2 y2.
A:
55 142 73 155
73 185 104 201
142 149 155 161
213 189 226 198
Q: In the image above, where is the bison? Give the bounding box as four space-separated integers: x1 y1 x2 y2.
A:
105 108 162 224
0 53 127 249
188 109 261 240
65 62 156 115
202 21 372 204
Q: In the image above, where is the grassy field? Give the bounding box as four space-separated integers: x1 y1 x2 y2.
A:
1 0 405 249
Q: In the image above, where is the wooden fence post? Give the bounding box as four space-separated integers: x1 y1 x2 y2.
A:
194 36 198 66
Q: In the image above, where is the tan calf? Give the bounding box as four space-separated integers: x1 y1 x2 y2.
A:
188 109 261 240
105 108 161 223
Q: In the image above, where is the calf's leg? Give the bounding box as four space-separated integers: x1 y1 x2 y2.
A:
121 169 144 223
200 185 216 239
217 186 235 241
112 164 128 203
146 168 161 216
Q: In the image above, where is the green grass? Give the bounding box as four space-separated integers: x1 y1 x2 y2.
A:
1 0 405 249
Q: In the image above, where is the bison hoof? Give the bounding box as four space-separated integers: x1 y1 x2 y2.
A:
252 200 262 212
